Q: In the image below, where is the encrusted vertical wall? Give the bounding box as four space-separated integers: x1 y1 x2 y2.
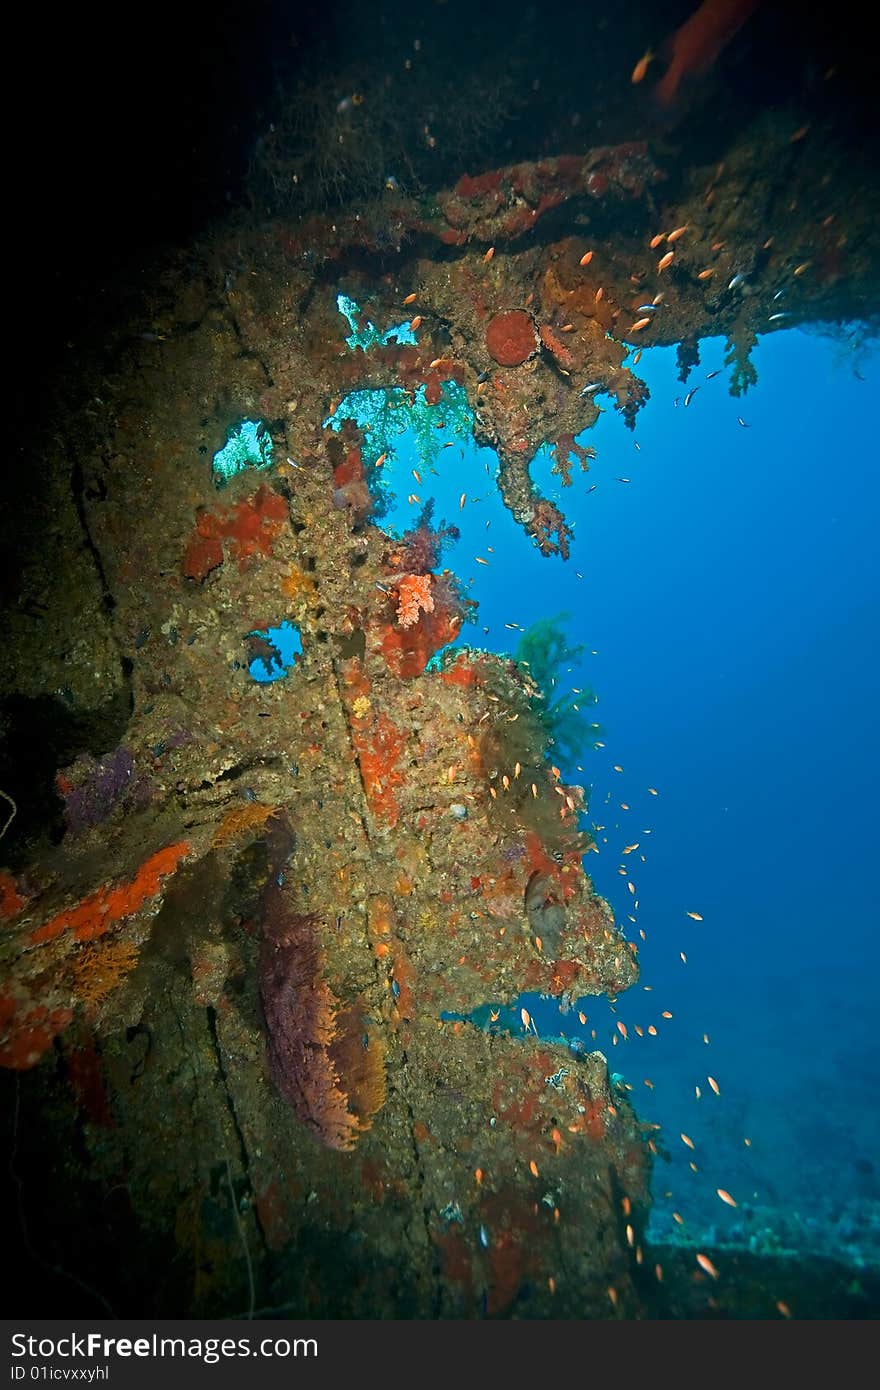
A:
2 127 878 1315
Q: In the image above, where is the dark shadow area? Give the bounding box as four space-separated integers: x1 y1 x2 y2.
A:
0 691 132 867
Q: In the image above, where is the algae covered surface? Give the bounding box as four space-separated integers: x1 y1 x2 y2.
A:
2 0 879 1320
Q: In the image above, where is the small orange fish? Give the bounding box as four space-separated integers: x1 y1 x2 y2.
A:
412 469 422 483
403 292 417 305
657 251 675 271
459 492 466 509
708 1076 720 1095
667 224 689 242
672 1211 684 1225
648 787 658 795
681 1133 695 1149
595 286 604 301
560 323 575 332
650 233 665 249
578 1011 587 1025
776 1300 792 1318
696 1253 719 1280
429 357 446 369
687 911 703 921
483 246 495 263
617 1021 628 1039
520 1007 531 1030
631 48 653 84
409 315 423 329
697 267 714 280
661 1010 673 1019
717 1189 737 1208
630 317 652 332
579 250 594 266
793 261 809 275
374 452 388 467
475 1167 483 1184
529 1159 539 1177
475 556 489 565
633 349 643 364
648 1025 657 1036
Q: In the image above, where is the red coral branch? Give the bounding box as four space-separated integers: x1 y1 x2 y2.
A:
395 573 435 628
29 841 191 946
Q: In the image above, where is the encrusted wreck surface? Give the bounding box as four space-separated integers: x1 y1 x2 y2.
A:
2 105 878 1316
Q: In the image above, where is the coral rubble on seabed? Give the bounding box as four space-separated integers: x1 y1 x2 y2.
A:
1 112 879 1316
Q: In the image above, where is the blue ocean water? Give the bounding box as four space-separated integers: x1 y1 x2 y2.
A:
342 324 879 1264
247 620 303 682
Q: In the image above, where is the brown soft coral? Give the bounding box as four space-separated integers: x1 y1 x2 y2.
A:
532 499 573 561
551 434 597 487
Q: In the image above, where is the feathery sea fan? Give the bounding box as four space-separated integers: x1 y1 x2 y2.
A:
259 894 385 1151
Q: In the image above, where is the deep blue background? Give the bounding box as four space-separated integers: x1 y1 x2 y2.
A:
356 323 879 1248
